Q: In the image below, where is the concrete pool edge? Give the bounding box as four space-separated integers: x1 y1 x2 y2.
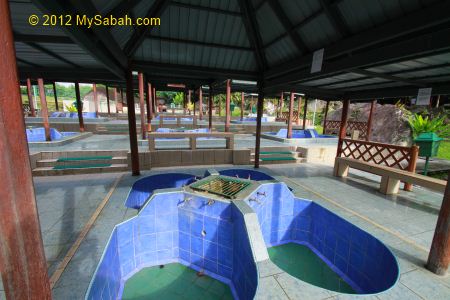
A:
28 131 93 147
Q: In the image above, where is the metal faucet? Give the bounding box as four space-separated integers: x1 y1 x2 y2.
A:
249 197 261 204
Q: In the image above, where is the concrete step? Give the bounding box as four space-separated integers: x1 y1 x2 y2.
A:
36 156 127 167
32 163 128 176
251 156 306 165
251 151 298 158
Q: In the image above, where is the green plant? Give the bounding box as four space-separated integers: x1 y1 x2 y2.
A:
407 113 449 138
64 104 78 112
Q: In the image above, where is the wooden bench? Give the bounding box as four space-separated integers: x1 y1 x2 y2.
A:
334 157 447 194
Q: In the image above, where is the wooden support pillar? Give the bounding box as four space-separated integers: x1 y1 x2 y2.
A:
241 92 244 121
105 85 111 115
336 100 350 157
75 82 85 132
296 96 302 125
199 87 203 120
0 1 52 298
26 78 36 117
323 101 330 134
279 91 284 117
146 82 152 133
114 88 118 113
302 98 308 130
287 92 294 138
366 100 376 141
254 85 264 168
209 86 213 131
183 90 187 114
53 82 59 111
37 78 51 141
138 73 146 139
93 83 99 116
427 174 450 275
152 87 157 114
225 79 231 132
188 89 192 115
126 68 140 176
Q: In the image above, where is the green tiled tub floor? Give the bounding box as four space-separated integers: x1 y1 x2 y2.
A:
122 263 234 300
268 243 356 294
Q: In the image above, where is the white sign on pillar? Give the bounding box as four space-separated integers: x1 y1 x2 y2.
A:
416 88 432 106
311 48 324 73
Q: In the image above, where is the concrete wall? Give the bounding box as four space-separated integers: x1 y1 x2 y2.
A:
128 149 251 169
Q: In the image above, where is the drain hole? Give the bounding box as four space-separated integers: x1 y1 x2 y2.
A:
159 265 164 269
201 230 206 237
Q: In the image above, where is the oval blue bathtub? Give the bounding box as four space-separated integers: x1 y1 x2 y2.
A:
124 173 196 209
218 169 275 181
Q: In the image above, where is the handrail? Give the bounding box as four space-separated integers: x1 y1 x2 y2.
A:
148 132 234 150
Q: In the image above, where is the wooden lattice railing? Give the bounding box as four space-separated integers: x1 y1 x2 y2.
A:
325 120 368 139
338 138 419 190
276 111 299 122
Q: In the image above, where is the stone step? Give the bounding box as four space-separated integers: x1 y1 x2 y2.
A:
251 157 305 165
36 156 127 167
32 164 128 176
251 152 298 158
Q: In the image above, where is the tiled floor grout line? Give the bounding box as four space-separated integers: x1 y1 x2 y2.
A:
48 174 123 289
273 275 292 300
399 281 427 300
279 176 430 254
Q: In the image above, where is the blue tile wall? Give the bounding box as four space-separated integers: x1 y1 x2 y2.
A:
247 182 399 295
231 204 258 300
87 190 260 300
124 173 196 209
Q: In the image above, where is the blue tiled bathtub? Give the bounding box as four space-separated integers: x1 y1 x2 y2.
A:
246 182 399 294
26 127 78 142
124 173 196 209
87 191 258 300
217 169 275 181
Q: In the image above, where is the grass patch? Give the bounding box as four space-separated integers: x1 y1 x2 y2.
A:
437 140 450 160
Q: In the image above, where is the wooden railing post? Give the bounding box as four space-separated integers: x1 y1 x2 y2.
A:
336 100 350 158
149 137 155 151
190 136 197 150
405 145 419 191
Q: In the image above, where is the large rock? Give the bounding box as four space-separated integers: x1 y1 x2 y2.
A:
327 103 412 145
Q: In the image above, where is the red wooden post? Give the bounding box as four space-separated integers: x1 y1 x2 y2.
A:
53 82 59 111
296 96 302 125
93 83 99 116
209 86 213 131
427 173 450 275
199 87 203 120
146 82 152 133
279 91 284 118
323 101 330 134
114 88 118 113
0 1 52 297
287 92 295 138
241 92 245 121
225 79 231 132
254 86 264 168
404 145 419 191
366 100 376 141
336 100 350 157
75 82 85 132
26 78 36 117
138 73 146 139
37 78 51 141
302 98 308 130
105 85 111 116
183 90 187 114
126 68 140 176
153 87 157 113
